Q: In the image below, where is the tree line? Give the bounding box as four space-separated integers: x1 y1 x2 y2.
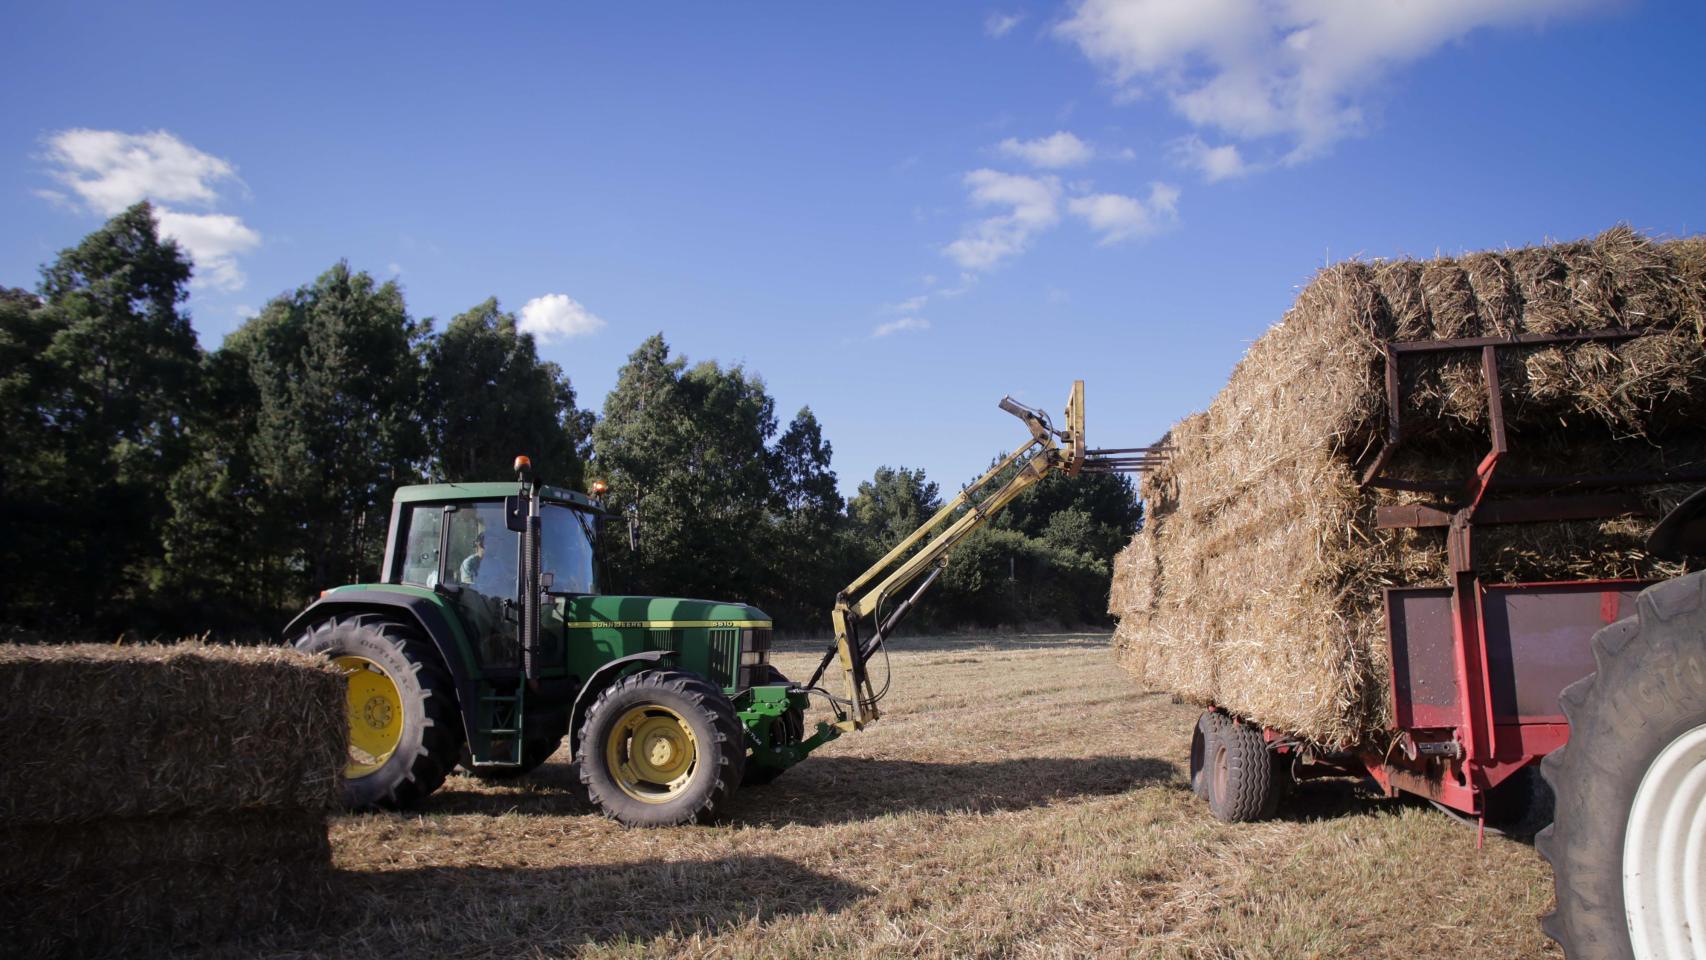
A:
1 204 1139 639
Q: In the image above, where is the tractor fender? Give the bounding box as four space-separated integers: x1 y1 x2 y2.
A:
1647 486 1706 561
568 650 677 753
283 591 480 738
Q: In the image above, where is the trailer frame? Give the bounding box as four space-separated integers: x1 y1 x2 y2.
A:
1265 328 1706 827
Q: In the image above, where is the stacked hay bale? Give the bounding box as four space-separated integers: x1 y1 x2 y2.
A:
0 643 346 957
1111 227 1706 747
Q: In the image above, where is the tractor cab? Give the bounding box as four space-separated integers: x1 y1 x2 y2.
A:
380 481 601 672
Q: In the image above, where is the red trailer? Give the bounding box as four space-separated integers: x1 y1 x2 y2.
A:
1190 329 1706 833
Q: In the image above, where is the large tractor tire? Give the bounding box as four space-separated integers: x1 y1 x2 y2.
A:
577 669 746 826
743 665 804 787
1208 718 1280 823
293 613 464 810
1189 711 1228 801
1539 571 1706 960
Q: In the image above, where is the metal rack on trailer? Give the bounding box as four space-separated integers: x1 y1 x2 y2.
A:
1196 327 1706 834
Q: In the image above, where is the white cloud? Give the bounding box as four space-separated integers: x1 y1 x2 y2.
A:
1067 182 1180 244
873 316 931 338
1057 0 1606 163
153 209 260 292
519 293 606 342
887 294 930 314
986 11 1025 37
997 131 1095 169
944 169 1063 271
44 129 240 214
39 129 261 291
387 262 404 277
1169 135 1252 182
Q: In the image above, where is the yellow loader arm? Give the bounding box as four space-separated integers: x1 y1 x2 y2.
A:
804 381 1091 730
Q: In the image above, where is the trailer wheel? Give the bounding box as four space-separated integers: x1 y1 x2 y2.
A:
1538 571 1706 960
1189 711 1227 801
293 613 464 810
1209 718 1279 823
577 669 746 826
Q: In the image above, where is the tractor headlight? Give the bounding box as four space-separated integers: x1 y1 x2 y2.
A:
739 626 772 687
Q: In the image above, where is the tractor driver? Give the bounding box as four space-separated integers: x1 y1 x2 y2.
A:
459 531 485 584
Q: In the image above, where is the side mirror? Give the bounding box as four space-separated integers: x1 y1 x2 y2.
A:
504 496 527 533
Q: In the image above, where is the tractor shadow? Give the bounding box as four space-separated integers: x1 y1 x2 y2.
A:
241 856 868 957
729 754 1177 827
425 754 1175 826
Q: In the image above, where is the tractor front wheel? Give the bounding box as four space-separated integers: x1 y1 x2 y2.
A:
293 614 464 810
577 670 746 826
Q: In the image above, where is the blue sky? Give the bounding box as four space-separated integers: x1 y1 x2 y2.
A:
4 2 1703 496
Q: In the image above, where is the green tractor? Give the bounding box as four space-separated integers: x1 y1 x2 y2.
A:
291 383 1108 826
285 457 832 826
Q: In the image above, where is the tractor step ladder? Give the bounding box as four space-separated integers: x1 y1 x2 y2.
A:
476 686 525 766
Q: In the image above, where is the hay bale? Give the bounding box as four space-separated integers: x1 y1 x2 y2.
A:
0 812 332 958
0 643 346 822
0 643 346 957
1113 228 1706 746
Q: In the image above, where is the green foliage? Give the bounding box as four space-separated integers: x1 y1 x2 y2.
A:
0 204 203 629
847 466 941 549
223 262 429 596
592 334 780 606
0 211 1132 639
421 298 587 487
762 408 847 630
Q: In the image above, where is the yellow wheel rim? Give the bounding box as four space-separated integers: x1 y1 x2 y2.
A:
605 705 698 803
334 655 404 778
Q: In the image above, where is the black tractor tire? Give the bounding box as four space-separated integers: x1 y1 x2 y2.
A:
577 669 746 826
293 613 464 810
1538 571 1706 960
743 664 805 787
1208 718 1280 823
1189 711 1228 802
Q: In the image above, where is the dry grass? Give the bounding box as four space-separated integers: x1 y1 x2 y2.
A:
196 634 1559 960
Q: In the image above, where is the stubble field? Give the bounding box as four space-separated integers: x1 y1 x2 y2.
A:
218 634 1560 959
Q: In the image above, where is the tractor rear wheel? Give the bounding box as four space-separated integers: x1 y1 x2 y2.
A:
1208 718 1280 823
1539 571 1706 960
577 669 746 826
293 614 463 810
1189 711 1227 801
743 665 805 787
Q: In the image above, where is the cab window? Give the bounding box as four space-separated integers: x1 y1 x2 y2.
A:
399 505 443 587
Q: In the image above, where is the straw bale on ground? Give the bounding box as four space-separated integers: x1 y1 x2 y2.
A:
0 643 346 956
1112 228 1706 746
0 643 346 822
